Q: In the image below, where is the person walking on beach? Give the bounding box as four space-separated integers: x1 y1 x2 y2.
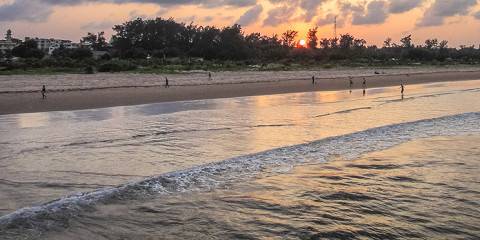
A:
349 78 353 94
41 85 46 99
312 75 315 85
165 77 169 88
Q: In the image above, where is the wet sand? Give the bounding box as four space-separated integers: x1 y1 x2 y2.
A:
1 70 480 115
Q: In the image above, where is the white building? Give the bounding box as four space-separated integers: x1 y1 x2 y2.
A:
47 42 81 55
0 30 21 53
25 37 85 55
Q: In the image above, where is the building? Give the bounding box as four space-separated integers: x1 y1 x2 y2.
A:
25 37 93 55
47 41 81 55
25 37 79 55
0 29 21 53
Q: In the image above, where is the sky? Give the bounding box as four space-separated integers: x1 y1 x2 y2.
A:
0 0 479 47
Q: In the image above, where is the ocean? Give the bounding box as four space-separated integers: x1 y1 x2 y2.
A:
1 80 479 239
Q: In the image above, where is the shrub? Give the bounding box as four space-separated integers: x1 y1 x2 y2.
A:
98 60 137 72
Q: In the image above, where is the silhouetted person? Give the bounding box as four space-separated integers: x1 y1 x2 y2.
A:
312 75 315 85
165 77 169 88
400 83 405 94
362 78 366 89
363 88 366 96
349 78 353 89
208 72 212 80
41 85 46 99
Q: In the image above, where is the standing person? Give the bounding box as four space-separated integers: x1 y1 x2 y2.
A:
165 77 169 88
208 72 212 81
401 83 405 95
41 85 46 99
362 77 366 89
312 75 315 85
348 77 353 94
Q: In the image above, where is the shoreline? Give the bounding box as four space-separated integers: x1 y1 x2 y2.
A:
1 70 480 115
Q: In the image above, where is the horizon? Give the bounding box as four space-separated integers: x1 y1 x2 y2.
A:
0 0 479 47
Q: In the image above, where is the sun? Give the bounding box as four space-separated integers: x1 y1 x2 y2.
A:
299 39 306 47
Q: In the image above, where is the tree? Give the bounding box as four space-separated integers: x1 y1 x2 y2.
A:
383 37 392 48
424 39 438 49
70 48 93 60
329 38 338 48
217 24 249 60
353 38 366 49
281 30 298 48
11 40 45 59
307 27 318 49
319 38 330 49
52 46 93 60
339 34 354 49
81 32 108 51
400 35 413 48
439 40 448 49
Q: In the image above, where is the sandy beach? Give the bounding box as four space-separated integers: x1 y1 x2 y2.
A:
1 67 480 115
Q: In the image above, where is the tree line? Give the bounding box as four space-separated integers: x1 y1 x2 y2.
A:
1 17 479 73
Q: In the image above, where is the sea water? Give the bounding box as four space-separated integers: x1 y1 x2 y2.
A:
1 80 479 239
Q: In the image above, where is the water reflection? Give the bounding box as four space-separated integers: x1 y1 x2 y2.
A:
16 112 50 128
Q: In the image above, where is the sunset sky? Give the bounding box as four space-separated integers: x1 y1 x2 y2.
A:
0 0 479 47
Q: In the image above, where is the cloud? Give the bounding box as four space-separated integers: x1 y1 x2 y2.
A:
0 0 52 22
352 0 389 25
316 13 345 28
81 20 116 31
38 0 257 7
202 16 213 22
389 0 423 13
0 0 257 22
417 0 478 27
236 4 263 26
299 0 325 22
263 5 296 26
129 10 149 19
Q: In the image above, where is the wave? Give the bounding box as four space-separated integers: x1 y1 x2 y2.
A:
377 87 480 105
314 107 372 118
1 112 479 232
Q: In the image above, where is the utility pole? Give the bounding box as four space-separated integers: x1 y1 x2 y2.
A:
334 16 337 39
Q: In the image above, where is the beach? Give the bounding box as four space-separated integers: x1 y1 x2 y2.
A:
1 66 480 115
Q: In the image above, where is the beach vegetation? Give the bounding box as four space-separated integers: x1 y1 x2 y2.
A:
1 18 480 75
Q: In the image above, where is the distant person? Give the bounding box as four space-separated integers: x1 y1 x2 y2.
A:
165 77 169 88
363 88 366 96
349 77 353 88
312 75 315 85
401 83 405 94
362 78 366 89
41 85 46 99
208 72 212 81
